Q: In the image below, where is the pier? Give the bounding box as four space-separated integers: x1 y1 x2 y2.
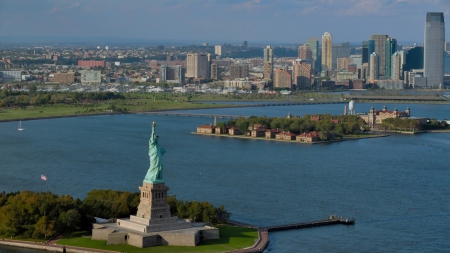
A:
228 215 354 253
265 217 355 232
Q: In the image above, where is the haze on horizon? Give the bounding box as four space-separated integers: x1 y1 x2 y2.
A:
0 0 449 45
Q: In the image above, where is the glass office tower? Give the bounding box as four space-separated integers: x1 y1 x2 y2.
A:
424 12 445 87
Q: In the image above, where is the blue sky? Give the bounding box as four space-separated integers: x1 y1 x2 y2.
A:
0 0 449 44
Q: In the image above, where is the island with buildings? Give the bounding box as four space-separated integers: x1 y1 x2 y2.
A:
195 106 450 142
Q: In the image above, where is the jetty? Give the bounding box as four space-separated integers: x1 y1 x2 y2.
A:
265 216 355 232
228 215 354 253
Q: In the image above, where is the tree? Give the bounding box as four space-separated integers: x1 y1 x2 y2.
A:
33 216 56 239
215 205 231 223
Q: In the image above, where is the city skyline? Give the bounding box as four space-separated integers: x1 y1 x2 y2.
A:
0 0 449 44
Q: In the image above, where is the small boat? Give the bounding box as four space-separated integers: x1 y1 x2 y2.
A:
18 120 25 131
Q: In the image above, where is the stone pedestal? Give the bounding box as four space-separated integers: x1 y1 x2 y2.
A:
136 182 171 220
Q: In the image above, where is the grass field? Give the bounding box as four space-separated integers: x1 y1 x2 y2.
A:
57 226 258 253
0 99 235 121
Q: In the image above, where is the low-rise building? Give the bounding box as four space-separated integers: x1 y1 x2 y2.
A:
251 128 267 137
196 124 215 134
275 131 297 140
215 126 227 134
228 126 241 135
265 129 281 138
359 106 411 125
296 131 319 143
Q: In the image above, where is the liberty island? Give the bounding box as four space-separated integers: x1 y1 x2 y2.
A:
91 122 219 248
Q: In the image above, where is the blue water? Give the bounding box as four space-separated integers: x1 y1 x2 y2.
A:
0 103 450 252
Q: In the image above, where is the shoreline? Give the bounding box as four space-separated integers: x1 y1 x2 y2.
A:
1 99 450 123
192 132 390 144
0 238 118 253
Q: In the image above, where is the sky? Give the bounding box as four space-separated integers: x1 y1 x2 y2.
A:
0 0 449 45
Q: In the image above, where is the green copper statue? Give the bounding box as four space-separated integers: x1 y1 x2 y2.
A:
144 122 166 184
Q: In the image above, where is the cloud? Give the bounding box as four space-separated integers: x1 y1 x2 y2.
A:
301 6 318 14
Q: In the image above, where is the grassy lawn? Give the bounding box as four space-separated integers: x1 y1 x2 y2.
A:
0 234 46 243
57 227 258 253
0 99 235 121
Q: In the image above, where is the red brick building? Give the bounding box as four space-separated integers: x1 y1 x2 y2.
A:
78 60 105 68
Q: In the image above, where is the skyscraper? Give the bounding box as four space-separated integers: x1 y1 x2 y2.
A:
385 38 397 77
293 61 312 90
369 52 379 82
186 53 209 78
321 32 332 70
370 34 389 76
263 46 274 79
424 12 445 87
243 41 248 48
214 45 222 56
332 42 350 69
385 38 397 76
305 37 320 72
298 44 313 62
362 41 369 64
391 52 401 81
403 46 424 71
274 68 292 89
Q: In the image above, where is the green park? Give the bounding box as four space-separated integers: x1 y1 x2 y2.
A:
0 190 258 252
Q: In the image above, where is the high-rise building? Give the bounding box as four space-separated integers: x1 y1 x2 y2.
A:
391 52 402 81
337 57 352 70
243 41 248 48
332 42 350 69
298 44 313 62
274 69 292 89
215 45 222 56
403 46 424 71
292 61 312 90
160 65 185 84
210 63 218 80
369 34 389 76
424 12 445 87
321 32 333 70
350 55 362 69
186 53 209 78
263 46 274 79
229 64 249 80
445 42 450 51
385 38 397 77
362 41 369 64
369 52 379 82
305 37 320 72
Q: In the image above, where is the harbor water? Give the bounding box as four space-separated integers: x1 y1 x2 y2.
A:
0 103 449 252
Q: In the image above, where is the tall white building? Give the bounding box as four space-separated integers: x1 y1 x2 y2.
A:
424 12 445 87
215 45 222 56
186 54 209 78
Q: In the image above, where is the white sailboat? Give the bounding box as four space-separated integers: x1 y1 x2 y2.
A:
18 120 24 131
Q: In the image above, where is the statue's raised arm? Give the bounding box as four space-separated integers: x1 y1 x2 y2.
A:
144 121 165 184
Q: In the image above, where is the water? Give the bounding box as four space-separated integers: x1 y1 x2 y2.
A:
0 103 449 252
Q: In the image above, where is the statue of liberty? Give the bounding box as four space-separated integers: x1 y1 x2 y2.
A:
144 122 166 184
